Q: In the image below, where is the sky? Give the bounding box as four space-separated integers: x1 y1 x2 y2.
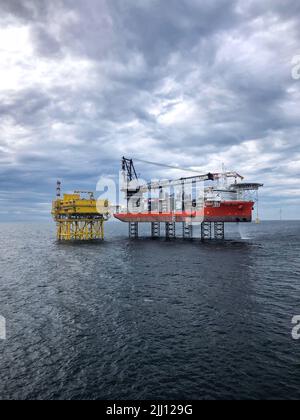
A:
0 0 299 221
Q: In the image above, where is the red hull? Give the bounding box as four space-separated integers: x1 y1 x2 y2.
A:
114 201 254 223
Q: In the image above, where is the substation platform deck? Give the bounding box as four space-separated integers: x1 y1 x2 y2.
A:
52 193 110 241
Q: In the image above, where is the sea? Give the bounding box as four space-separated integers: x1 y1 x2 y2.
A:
0 221 299 400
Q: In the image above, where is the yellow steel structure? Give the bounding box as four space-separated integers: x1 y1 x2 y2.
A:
52 191 110 241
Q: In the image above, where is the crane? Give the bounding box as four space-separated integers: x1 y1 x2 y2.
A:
121 157 244 193
116 157 263 239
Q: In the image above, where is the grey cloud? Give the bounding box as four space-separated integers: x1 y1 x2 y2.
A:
105 0 239 66
0 0 299 220
240 0 300 21
31 25 62 57
0 89 52 127
0 0 51 22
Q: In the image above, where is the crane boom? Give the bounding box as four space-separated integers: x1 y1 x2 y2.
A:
138 173 214 193
121 157 244 193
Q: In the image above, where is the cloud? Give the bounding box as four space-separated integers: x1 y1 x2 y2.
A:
0 0 299 220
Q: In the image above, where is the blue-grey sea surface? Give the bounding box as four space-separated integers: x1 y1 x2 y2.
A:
0 221 299 400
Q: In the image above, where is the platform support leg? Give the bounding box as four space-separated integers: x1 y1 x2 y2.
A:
129 222 139 238
166 222 176 239
151 222 160 238
201 222 212 240
183 222 193 239
214 222 225 240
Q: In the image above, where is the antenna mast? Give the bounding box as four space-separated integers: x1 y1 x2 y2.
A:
56 180 61 198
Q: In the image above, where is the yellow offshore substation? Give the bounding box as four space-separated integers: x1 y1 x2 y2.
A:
52 182 110 241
